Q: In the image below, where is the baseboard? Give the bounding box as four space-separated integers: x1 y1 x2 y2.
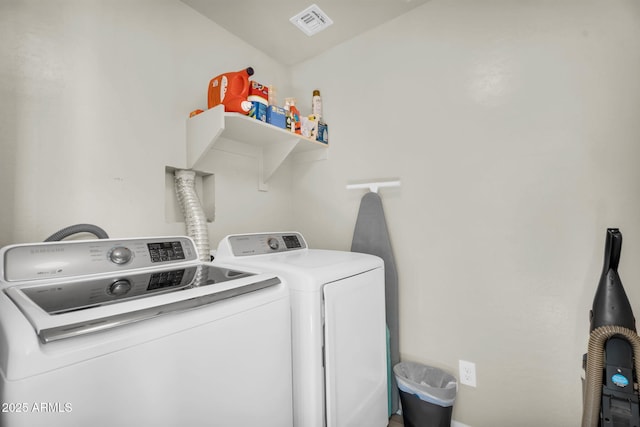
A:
452 421 472 427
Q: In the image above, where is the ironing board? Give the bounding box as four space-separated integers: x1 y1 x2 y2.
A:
351 191 399 415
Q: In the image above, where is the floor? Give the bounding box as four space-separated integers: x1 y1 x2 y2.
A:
388 414 404 427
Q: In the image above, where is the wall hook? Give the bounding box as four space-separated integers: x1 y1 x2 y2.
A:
345 180 401 194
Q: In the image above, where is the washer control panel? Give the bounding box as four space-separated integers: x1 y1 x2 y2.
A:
2 236 198 282
17 266 196 314
223 232 307 257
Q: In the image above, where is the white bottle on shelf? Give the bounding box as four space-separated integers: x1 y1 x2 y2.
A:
312 89 322 120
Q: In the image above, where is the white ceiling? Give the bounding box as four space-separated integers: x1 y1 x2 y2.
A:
180 0 430 66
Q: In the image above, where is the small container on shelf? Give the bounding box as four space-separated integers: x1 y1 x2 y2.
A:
248 102 267 122
267 105 287 129
301 114 319 139
317 122 328 144
248 81 269 122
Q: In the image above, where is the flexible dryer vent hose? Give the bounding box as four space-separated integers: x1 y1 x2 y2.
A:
174 170 210 263
582 325 640 427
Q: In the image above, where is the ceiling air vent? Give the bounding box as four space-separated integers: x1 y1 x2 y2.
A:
290 4 334 36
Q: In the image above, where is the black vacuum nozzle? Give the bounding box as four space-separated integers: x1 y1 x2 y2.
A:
590 228 636 332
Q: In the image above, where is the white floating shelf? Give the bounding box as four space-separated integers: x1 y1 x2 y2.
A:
186 105 328 190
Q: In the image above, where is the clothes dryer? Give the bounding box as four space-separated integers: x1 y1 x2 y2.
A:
0 236 292 427
215 232 387 427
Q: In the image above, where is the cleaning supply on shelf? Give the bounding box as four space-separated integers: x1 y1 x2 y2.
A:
301 114 319 139
284 98 301 134
207 67 254 114
312 89 322 120
317 122 328 144
284 99 291 131
268 84 277 106
248 81 269 104
288 98 301 135
248 81 269 121
267 105 286 129
311 89 327 142
249 102 267 122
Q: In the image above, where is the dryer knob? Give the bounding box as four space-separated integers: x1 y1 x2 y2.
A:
267 238 280 250
109 246 133 264
108 279 132 296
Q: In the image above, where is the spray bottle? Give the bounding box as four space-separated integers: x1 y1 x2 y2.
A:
285 98 301 135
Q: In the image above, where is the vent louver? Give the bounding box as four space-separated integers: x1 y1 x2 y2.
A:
290 4 334 36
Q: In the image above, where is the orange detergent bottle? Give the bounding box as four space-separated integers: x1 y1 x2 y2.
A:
208 67 254 114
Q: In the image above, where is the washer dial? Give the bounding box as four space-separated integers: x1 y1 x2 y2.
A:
109 246 133 265
267 238 280 251
108 279 132 296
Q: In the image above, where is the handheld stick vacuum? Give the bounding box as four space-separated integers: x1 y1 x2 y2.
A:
582 228 640 427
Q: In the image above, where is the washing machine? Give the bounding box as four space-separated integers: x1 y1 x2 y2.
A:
214 232 388 427
0 236 293 427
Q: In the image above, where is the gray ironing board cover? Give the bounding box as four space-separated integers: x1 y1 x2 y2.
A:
351 191 399 414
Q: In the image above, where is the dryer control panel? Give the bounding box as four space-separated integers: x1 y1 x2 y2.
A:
220 232 308 257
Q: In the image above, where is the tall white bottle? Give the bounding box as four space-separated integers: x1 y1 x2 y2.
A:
312 89 322 121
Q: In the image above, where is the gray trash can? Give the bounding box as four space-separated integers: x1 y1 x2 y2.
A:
393 361 457 427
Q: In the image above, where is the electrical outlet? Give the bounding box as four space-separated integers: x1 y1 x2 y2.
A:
459 360 477 387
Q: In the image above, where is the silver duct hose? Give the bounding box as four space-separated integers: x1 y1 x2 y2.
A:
174 170 210 263
582 325 640 427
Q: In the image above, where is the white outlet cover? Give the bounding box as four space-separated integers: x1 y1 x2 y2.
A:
459 360 477 387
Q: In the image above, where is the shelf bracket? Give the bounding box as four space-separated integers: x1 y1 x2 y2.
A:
186 106 225 169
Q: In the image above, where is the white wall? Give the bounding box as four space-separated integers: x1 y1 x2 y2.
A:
3 1 640 426
291 1 640 426
0 0 294 246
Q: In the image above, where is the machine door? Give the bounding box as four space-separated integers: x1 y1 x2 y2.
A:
323 267 387 427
